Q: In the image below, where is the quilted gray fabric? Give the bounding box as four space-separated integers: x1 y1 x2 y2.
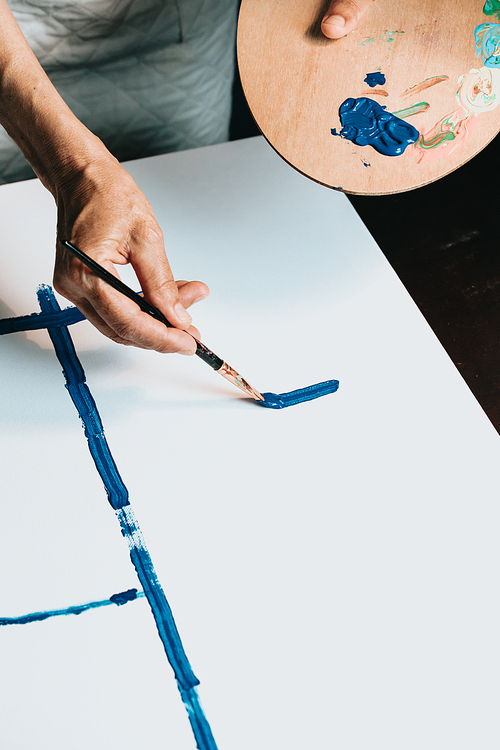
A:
1 0 239 184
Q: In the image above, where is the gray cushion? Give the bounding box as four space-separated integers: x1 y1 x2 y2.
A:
1 0 238 184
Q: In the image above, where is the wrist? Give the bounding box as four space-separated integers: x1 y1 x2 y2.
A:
0 42 110 195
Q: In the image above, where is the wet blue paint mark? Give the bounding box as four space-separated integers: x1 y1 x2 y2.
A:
260 379 339 409
332 97 419 156
109 588 140 605
1 285 219 750
0 589 144 626
0 305 85 334
364 71 386 87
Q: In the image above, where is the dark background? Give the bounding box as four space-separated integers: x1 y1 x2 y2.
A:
230 65 500 433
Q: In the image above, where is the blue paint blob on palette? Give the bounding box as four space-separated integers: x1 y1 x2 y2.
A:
261 379 339 409
364 71 386 87
332 97 419 156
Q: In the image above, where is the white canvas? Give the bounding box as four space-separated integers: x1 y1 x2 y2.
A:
0 137 499 749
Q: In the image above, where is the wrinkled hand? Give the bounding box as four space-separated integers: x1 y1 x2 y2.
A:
322 0 375 39
53 151 208 355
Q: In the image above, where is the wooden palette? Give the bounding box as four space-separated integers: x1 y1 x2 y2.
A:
237 0 500 194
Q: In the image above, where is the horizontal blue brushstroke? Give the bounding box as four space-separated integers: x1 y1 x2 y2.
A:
0 305 85 335
34 285 218 750
0 589 144 626
261 379 339 409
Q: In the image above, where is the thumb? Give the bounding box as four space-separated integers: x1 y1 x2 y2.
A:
321 0 375 39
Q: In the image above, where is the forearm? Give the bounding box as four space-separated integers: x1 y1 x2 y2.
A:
0 0 108 194
0 1 206 355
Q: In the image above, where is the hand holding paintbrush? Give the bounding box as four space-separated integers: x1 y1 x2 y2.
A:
62 241 265 402
61 242 338 409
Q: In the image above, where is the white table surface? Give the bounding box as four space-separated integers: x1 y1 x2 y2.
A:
0 136 498 749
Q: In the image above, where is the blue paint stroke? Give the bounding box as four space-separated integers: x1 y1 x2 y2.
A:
261 379 339 409
475 22 500 67
364 71 386 87
32 284 218 750
332 97 419 156
0 305 85 334
0 589 144 626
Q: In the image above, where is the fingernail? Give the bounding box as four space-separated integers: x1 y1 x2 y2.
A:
192 294 208 305
323 14 345 27
178 348 195 356
174 302 192 322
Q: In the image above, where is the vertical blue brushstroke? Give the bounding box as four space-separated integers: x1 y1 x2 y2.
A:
35 285 218 750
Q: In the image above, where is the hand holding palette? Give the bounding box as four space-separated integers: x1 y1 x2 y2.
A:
238 0 500 194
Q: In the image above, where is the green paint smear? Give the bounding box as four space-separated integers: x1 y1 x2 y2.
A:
483 0 500 17
392 101 430 118
416 115 458 150
383 30 405 43
360 30 404 47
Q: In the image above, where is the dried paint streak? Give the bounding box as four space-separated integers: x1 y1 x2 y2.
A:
475 23 500 67
413 66 499 162
383 30 404 44
31 284 219 750
483 0 500 17
332 97 419 156
364 71 386 87
360 89 389 97
392 101 430 118
261 380 339 409
400 75 449 98
412 23 500 162
360 30 404 47
0 589 144 626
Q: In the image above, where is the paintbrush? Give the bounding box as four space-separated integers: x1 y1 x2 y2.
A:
62 240 264 402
